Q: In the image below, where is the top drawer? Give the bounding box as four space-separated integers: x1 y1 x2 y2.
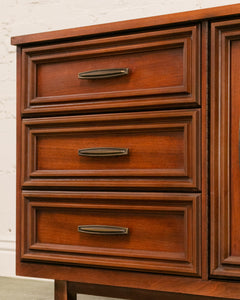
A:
21 25 200 115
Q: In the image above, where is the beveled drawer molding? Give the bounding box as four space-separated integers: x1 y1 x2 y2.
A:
21 191 201 276
21 25 200 115
15 4 240 300
21 109 200 190
211 19 240 279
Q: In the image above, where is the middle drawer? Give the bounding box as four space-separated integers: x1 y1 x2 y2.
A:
22 109 200 190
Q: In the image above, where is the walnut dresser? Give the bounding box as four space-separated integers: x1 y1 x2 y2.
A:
11 4 240 299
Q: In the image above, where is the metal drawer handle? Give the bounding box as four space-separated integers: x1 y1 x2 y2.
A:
78 147 129 157
78 225 129 235
78 68 129 79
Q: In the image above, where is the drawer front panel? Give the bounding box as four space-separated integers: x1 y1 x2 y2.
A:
37 127 185 172
22 110 200 190
37 46 183 98
211 20 240 278
21 26 200 115
21 191 200 276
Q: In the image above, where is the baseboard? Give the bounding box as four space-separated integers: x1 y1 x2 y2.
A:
0 239 15 251
0 239 16 277
0 239 53 281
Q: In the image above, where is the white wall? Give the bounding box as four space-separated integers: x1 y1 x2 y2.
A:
0 0 239 279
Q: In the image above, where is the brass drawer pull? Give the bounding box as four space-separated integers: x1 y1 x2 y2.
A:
78 147 129 157
78 225 129 235
78 68 129 79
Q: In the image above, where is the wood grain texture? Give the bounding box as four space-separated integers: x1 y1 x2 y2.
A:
16 4 240 299
210 18 240 279
36 44 184 97
21 191 201 276
11 3 240 46
55 281 68 300
20 26 200 115
21 109 200 190
15 262 240 299
67 282 234 300
200 21 209 281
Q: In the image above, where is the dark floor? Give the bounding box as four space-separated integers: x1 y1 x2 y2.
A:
0 277 121 300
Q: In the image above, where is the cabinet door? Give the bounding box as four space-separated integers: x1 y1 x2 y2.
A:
211 19 240 278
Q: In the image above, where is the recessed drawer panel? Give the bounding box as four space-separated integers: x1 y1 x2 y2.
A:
21 26 200 115
21 191 200 276
22 110 200 190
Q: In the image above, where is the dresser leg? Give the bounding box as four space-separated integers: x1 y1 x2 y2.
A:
55 280 76 300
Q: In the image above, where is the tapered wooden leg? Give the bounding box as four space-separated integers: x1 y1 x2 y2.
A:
55 280 68 300
67 284 78 300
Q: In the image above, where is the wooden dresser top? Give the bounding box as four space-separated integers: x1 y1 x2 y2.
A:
11 3 240 46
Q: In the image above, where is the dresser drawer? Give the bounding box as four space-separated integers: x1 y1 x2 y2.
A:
22 109 200 190
21 191 200 276
21 25 200 115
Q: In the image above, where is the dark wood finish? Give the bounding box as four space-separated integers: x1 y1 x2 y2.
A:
20 26 200 115
211 18 240 279
11 4 240 46
20 191 200 276
21 110 200 190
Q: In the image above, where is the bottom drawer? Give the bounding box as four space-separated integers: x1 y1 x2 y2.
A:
21 191 200 276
